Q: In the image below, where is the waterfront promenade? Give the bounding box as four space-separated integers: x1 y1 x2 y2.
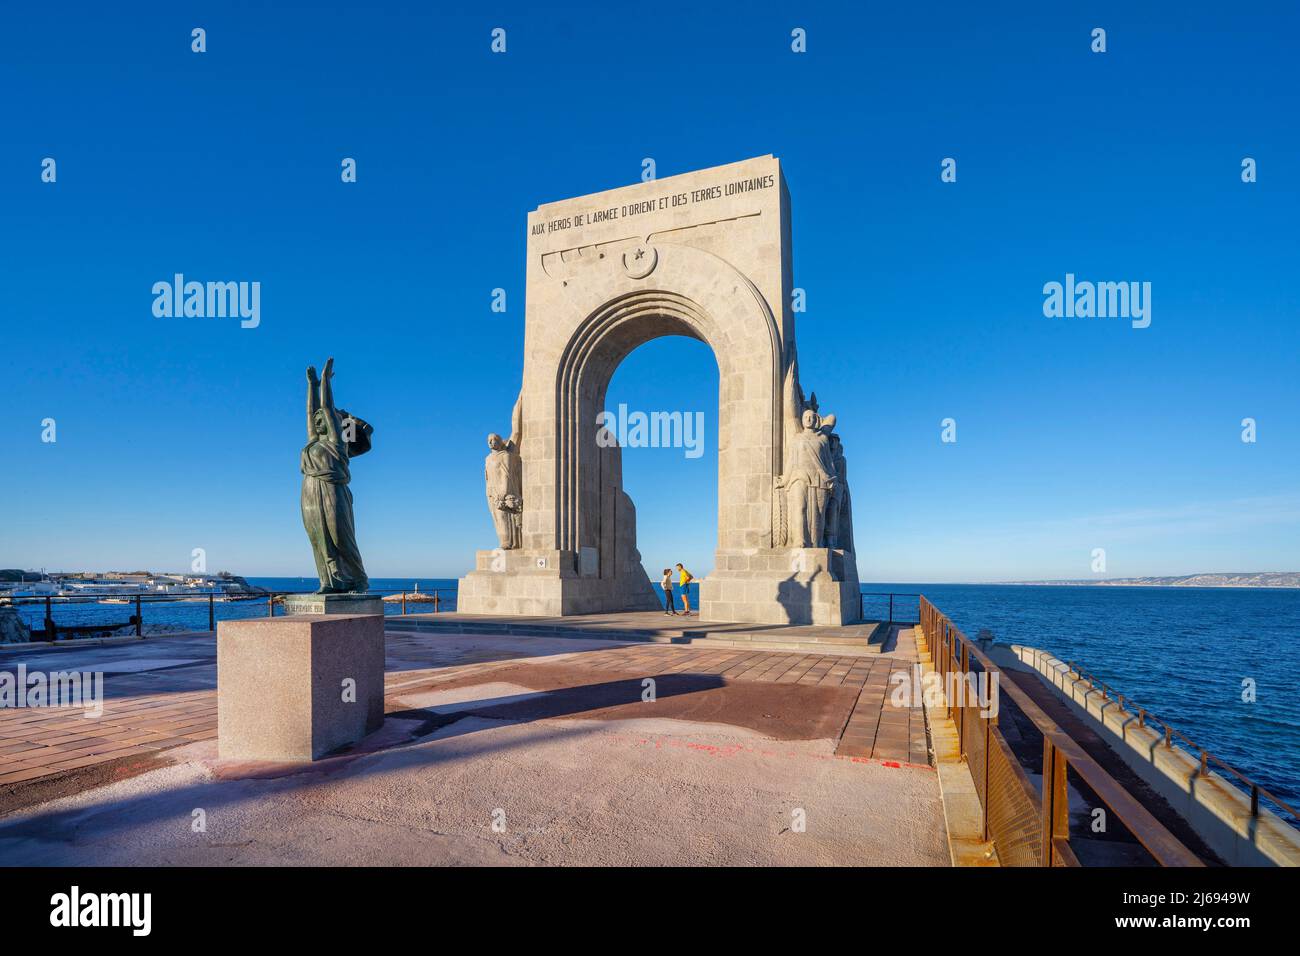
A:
0 624 947 866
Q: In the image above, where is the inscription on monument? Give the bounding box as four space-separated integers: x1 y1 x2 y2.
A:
530 173 775 236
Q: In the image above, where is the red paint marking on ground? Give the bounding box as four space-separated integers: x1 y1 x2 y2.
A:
843 755 930 770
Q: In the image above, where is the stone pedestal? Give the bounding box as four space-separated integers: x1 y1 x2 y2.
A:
282 592 382 616
700 548 860 626
457 548 660 616
459 546 859 625
217 613 385 761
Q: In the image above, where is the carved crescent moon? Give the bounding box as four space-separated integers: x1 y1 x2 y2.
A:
622 244 658 279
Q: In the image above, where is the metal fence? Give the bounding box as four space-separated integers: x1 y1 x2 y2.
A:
860 591 920 624
920 596 1203 867
1064 656 1299 826
2 588 459 641
9 586 922 638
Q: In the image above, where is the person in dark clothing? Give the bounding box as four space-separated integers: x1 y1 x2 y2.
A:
661 568 678 615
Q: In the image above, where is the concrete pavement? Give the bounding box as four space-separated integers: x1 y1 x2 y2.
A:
0 630 948 866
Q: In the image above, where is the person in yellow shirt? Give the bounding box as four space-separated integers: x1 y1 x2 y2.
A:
675 563 694 615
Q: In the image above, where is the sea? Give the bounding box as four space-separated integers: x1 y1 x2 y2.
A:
869 583 1300 820
11 577 1299 817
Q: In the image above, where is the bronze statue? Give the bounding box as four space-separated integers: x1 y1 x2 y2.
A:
302 357 371 593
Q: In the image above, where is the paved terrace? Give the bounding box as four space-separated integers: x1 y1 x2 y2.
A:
0 622 945 866
387 609 891 653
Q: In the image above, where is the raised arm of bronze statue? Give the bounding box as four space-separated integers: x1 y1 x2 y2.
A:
318 356 342 448
306 365 320 441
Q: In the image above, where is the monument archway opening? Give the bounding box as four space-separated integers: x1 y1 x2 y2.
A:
600 334 719 595
459 156 861 626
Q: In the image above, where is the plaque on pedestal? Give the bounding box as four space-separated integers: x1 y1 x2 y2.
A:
282 592 382 616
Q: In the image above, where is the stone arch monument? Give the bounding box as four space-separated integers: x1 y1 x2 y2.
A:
459 155 860 625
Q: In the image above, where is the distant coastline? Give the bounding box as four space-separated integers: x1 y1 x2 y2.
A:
999 572 1300 589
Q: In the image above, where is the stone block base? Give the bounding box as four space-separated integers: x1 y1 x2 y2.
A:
282 592 382 616
458 549 660 616
458 547 860 626
217 614 385 761
700 548 860 626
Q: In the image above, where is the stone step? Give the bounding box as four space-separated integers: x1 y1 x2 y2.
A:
687 636 882 656
384 619 679 643
384 616 891 655
694 630 879 646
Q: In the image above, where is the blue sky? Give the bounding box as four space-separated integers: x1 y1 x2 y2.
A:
1 1 1296 582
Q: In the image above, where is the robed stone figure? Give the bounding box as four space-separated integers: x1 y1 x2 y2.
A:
302 357 371 593
825 432 854 552
485 392 523 550
776 358 842 549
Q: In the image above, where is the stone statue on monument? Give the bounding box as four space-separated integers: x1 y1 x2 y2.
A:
769 353 852 554
775 357 842 549
825 431 855 552
485 391 523 550
301 357 372 593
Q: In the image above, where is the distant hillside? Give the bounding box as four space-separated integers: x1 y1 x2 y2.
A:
0 569 43 583
1007 572 1300 588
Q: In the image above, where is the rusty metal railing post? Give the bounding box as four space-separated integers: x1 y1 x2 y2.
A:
949 625 957 718
1042 738 1070 865
401 592 407 615
958 641 970 757
983 713 992 840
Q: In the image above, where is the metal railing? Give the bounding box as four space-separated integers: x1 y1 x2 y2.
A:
1065 657 1299 825
1 587 459 641
860 591 920 624
7 586 929 635
919 596 1203 867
